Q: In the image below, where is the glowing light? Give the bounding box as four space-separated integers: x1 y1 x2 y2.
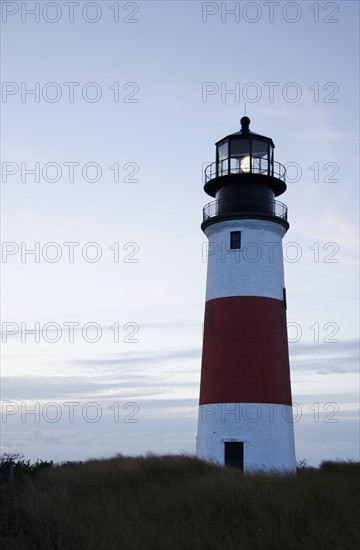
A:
240 155 251 172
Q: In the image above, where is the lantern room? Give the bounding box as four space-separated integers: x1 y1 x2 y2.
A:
216 116 274 178
204 116 287 198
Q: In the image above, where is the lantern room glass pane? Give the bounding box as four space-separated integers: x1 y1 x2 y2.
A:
230 139 250 158
230 139 251 174
252 139 270 175
218 142 228 161
217 142 229 176
252 139 268 158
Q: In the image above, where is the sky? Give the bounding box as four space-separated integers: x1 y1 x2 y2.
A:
0 0 359 466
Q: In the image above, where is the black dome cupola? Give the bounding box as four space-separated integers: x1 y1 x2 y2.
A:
202 117 288 231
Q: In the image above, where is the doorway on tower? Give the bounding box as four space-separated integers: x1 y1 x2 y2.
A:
224 442 244 470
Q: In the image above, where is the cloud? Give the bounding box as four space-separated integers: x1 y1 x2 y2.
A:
0 375 187 401
74 348 201 368
289 339 359 374
1 347 202 402
293 210 359 254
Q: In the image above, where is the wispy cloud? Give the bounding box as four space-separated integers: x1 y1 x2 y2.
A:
290 339 359 374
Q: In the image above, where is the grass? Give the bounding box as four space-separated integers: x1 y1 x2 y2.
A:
0 454 359 550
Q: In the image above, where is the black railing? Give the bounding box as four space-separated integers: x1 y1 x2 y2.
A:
204 156 286 183
203 197 288 222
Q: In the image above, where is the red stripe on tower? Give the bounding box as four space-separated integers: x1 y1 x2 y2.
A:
200 296 292 406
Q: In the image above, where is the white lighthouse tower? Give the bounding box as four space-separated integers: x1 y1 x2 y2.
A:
196 117 296 473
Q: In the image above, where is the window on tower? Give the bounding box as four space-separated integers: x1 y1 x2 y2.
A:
230 231 241 249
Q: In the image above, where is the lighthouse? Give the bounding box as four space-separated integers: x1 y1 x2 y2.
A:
196 117 296 473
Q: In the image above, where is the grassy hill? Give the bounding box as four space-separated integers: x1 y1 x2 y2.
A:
0 454 359 549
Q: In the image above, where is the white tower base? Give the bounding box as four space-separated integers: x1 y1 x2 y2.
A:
197 403 296 473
